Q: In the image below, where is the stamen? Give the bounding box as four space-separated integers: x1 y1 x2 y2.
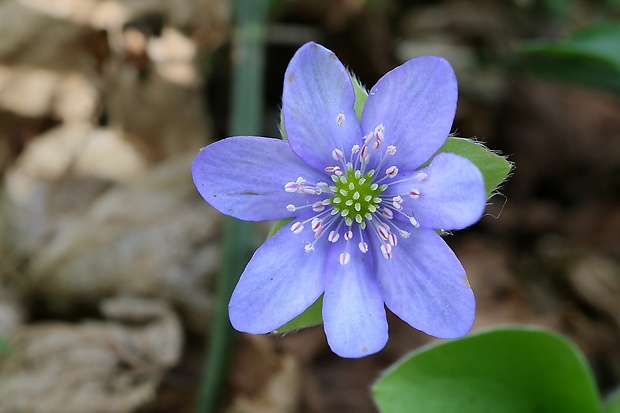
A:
409 216 420 228
358 241 368 253
328 230 340 243
388 233 398 246
381 244 392 260
311 217 322 231
332 148 344 161
286 204 296 212
374 124 385 143
351 144 360 154
305 243 314 253
312 202 325 212
417 172 428 181
339 252 351 265
378 225 390 241
291 222 304 234
386 145 396 155
386 166 398 178
284 182 298 192
316 182 329 193
381 207 394 219
409 189 420 199
360 144 369 161
344 230 353 240
337 113 345 125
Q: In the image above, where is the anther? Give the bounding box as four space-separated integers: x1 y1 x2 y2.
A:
358 242 368 253
417 172 429 181
339 252 351 265
409 189 420 199
344 230 353 240
328 230 340 243
311 218 322 231
386 145 396 155
332 148 344 161
381 207 394 219
386 166 398 178
388 233 398 246
381 244 392 260
374 124 385 142
291 222 304 234
286 204 296 212
378 225 390 241
337 113 345 125
409 216 420 228
284 182 298 192
312 202 325 212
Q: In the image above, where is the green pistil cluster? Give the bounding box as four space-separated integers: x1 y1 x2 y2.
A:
329 168 387 228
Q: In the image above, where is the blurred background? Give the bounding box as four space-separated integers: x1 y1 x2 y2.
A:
0 0 619 412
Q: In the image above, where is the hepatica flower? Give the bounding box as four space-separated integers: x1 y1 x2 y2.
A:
192 42 486 358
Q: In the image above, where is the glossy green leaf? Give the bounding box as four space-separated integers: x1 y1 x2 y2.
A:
373 327 602 413
519 23 620 95
605 389 620 413
436 137 511 198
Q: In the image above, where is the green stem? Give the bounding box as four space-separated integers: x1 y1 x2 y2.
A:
196 0 268 412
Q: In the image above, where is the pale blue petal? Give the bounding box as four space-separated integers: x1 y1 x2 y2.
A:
282 42 362 171
323 232 388 358
192 136 328 221
228 214 327 333
385 152 486 230
361 56 457 171
372 228 475 338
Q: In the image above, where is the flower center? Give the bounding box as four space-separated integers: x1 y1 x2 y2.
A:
328 168 384 229
283 123 423 265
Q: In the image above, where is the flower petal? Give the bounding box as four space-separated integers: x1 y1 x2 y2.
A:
229 215 327 333
322 233 388 358
282 42 362 171
373 228 475 338
361 56 457 170
386 152 486 230
192 136 328 221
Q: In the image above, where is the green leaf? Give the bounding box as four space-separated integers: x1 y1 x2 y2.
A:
435 137 511 198
518 23 620 95
373 327 602 413
273 295 323 333
605 389 620 413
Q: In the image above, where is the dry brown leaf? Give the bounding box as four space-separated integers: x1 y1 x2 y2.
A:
0 296 182 413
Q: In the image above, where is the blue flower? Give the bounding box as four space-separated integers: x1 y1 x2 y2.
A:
192 42 486 358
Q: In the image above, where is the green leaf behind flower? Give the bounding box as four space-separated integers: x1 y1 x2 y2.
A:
373 327 602 413
435 137 511 198
351 73 368 121
273 295 323 333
